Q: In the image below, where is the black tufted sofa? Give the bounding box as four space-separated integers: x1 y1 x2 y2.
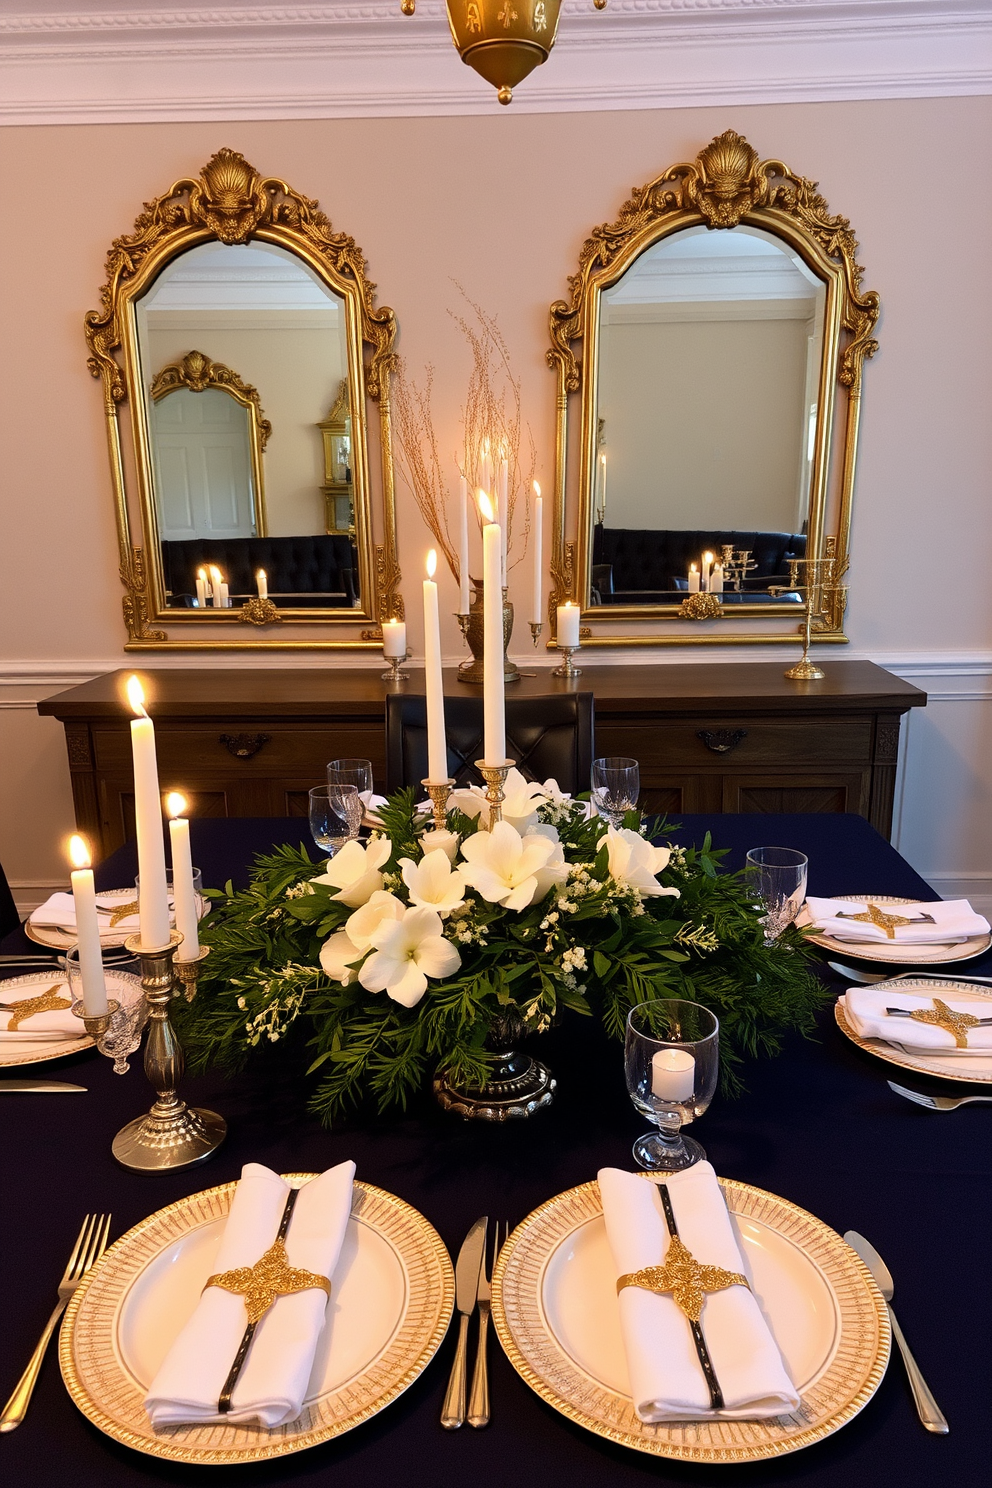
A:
591 525 807 603
160 534 359 608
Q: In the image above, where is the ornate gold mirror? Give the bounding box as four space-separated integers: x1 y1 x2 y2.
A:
86 150 402 649
548 132 879 647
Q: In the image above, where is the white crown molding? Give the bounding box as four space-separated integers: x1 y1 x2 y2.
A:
0 0 988 122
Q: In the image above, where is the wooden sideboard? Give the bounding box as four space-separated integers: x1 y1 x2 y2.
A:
39 662 927 860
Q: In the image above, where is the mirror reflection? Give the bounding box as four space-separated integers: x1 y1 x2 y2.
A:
590 225 826 608
134 240 361 610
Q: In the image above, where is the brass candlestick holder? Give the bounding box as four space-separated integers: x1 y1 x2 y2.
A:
529 621 543 647
76 1000 119 1041
115 931 226 1173
458 579 520 684
552 645 581 678
475 760 512 827
382 649 411 683
174 943 211 1002
422 777 454 833
783 556 835 682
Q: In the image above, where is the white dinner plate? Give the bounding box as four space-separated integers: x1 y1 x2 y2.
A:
0 967 138 1068
26 888 209 952
835 976 992 1085
492 1178 889 1465
60 1175 454 1466
798 895 992 966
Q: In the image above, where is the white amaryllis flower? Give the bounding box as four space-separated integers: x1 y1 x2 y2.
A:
345 890 405 950
399 850 467 916
450 768 549 834
319 930 364 985
359 906 461 1007
459 820 568 912
602 827 680 899
312 836 391 908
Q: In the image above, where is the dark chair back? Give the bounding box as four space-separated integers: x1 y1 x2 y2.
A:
0 859 21 940
386 693 595 797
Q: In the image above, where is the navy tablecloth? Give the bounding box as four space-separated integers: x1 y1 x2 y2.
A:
1 814 988 1488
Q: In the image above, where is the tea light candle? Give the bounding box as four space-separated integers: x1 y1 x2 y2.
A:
382 618 407 658
68 834 108 1018
166 792 199 959
651 1047 695 1102
557 601 580 649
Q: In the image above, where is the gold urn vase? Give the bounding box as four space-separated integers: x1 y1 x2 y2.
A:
458 578 520 684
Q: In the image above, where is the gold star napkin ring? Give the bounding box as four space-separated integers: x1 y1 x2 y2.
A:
833 902 932 939
901 997 983 1049
204 1186 331 1413
4 984 71 1032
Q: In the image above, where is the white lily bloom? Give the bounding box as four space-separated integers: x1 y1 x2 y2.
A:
602 827 680 899
539 777 570 804
449 768 548 834
312 836 392 908
399 850 467 916
319 929 364 985
345 890 405 951
459 820 567 912
359 906 462 1007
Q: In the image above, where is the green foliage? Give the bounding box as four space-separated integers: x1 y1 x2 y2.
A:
179 799 829 1123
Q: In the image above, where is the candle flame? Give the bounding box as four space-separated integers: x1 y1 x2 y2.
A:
256 569 266 582
426 549 437 579
68 833 91 870
197 567 207 581
209 565 222 583
533 480 541 499
125 674 148 718
703 551 714 564
478 490 495 523
601 454 607 466
166 791 187 819
690 563 697 572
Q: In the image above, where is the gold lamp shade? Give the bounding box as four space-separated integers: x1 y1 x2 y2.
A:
403 0 605 105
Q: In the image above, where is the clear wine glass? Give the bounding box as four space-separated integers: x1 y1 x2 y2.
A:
65 948 148 1074
591 756 640 829
745 846 808 943
309 786 351 857
327 758 374 808
624 998 719 1171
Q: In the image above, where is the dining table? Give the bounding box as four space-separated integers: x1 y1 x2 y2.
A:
1 811 988 1488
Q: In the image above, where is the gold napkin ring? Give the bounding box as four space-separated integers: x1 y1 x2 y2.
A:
204 1186 331 1413
5 984 71 1032
904 997 983 1048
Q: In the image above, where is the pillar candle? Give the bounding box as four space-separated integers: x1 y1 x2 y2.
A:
382 618 407 658
195 569 208 608
688 564 700 594
220 582 230 609
166 793 199 959
651 1047 695 1102
531 482 543 625
68 834 108 1018
710 563 724 595
480 492 505 766
458 476 471 614
125 676 171 949
423 551 447 782
701 552 714 592
256 569 268 601
209 566 223 607
557 601 580 649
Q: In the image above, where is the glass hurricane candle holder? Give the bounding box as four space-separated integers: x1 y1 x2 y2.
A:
66 947 148 1074
624 998 719 1171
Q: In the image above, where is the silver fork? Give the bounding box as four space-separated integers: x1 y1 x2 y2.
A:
888 1081 992 1111
0 1213 111 1432
467 1221 508 1429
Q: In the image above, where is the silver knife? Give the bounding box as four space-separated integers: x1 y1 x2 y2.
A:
0 1080 87 1093
844 1231 948 1434
440 1216 487 1430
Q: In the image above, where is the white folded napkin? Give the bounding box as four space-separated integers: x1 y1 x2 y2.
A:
0 978 82 1041
841 987 992 1053
804 897 989 945
145 1160 355 1428
598 1164 799 1422
29 891 174 934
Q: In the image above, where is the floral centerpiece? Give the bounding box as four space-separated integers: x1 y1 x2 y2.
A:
179 773 827 1124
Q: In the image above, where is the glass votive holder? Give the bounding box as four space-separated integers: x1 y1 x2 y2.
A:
66 948 148 1074
624 998 720 1171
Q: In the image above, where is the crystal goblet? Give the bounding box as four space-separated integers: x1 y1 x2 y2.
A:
66 948 148 1074
591 756 640 829
745 846 808 943
624 998 719 1171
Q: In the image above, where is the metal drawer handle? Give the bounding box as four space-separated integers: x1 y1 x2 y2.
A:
220 732 271 760
697 729 748 755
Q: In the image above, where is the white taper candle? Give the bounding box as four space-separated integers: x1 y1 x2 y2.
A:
166 793 199 959
458 476 471 614
126 676 171 949
480 492 505 766
68 834 108 1018
531 482 543 626
423 551 447 783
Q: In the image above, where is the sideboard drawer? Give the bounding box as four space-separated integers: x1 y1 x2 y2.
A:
93 725 386 780
595 718 873 768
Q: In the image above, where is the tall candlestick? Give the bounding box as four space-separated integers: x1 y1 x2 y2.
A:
68 834 108 1018
126 676 171 949
479 492 505 766
166 792 200 959
458 476 471 614
423 551 448 782
382 617 407 659
557 601 580 649
256 569 268 601
531 482 543 626
195 569 207 608
498 457 509 584
701 551 714 593
209 565 223 607
688 564 700 594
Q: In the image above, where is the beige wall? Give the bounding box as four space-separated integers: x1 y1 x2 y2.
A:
1 96 990 901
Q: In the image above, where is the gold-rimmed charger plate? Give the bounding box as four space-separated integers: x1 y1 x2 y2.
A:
492 1178 889 1465
27 890 209 951
799 895 991 966
59 1175 454 1465
836 976 992 1086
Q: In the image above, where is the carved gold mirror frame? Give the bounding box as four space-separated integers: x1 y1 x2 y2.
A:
85 148 403 650
547 131 879 648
